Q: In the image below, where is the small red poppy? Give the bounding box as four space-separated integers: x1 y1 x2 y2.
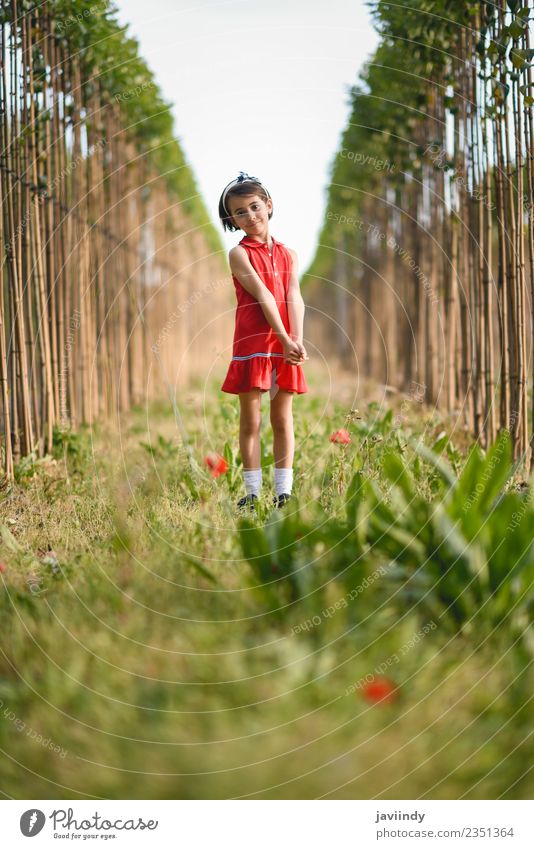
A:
0 562 6 573
361 675 398 704
330 428 351 445
204 453 229 478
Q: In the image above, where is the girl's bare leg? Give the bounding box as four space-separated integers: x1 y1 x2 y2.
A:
270 390 294 467
238 389 262 468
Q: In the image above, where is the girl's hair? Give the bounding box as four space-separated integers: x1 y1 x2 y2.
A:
218 172 272 232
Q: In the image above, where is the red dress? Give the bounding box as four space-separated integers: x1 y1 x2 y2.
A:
221 234 309 395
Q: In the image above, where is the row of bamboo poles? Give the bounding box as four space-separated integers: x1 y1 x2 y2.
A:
305 0 534 469
0 2 229 479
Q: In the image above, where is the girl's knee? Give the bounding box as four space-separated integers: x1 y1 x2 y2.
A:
270 412 292 434
241 411 262 436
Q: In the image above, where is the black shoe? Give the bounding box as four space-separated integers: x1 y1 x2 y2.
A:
272 493 292 509
237 493 258 512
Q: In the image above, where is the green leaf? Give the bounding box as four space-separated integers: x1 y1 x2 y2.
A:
382 451 414 502
378 408 394 434
370 517 427 565
432 431 449 454
511 48 534 69
509 19 527 39
345 470 366 527
182 471 199 500
453 442 485 512
0 524 25 554
223 440 233 469
238 521 273 583
413 441 457 491
181 553 217 584
478 431 513 512
431 502 484 599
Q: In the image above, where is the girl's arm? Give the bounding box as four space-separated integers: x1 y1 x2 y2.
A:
287 249 307 355
229 247 303 363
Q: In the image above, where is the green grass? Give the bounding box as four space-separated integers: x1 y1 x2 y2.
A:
0 378 532 799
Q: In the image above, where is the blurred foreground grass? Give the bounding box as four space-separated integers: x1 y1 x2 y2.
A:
0 375 532 799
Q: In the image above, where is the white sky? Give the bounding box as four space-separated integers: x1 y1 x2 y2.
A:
113 0 379 271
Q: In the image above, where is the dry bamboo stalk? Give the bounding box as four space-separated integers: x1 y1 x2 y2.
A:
0 142 13 479
6 1 34 456
481 74 496 446
494 77 510 433
512 24 529 457
524 24 534 471
27 10 56 452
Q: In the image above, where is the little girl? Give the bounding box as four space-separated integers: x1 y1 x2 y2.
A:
218 171 309 511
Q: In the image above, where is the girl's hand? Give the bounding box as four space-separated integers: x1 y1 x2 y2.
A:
283 338 308 365
293 341 308 362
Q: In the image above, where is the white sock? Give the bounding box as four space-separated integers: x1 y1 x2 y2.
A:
243 468 262 497
274 467 293 497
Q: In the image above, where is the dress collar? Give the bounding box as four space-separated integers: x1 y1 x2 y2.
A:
239 234 278 249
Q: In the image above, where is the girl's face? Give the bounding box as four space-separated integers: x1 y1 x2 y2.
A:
227 193 272 233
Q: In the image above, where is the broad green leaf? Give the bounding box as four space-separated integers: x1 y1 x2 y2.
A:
413 440 457 491
368 514 427 565
181 553 217 584
452 442 485 513
453 430 512 520
345 470 366 527
382 451 414 502
238 520 273 583
432 431 449 454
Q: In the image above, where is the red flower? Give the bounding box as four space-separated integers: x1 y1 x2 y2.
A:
204 452 229 478
0 562 6 573
329 428 351 445
361 676 398 705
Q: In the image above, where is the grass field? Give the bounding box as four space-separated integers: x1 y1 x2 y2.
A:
0 374 533 799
